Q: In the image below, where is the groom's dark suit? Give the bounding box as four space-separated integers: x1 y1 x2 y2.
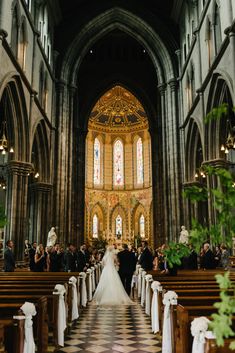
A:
117 249 136 295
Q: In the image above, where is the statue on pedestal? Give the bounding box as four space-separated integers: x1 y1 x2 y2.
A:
47 227 57 247
179 225 189 244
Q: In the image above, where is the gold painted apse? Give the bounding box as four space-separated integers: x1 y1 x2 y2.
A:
85 86 153 245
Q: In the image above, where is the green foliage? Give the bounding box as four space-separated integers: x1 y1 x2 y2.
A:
209 272 235 348
162 242 190 268
204 103 228 124
183 185 208 202
0 203 7 228
92 236 108 250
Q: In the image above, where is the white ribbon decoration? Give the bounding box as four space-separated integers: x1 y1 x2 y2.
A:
91 266 96 292
94 264 98 285
138 268 144 298
20 302 36 353
191 317 212 353
86 269 93 301
151 281 162 333
79 272 87 307
145 274 153 316
141 271 147 306
53 284 67 347
162 291 178 353
69 276 79 321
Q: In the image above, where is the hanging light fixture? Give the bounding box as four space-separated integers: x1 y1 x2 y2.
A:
220 118 235 153
0 98 14 154
194 166 207 180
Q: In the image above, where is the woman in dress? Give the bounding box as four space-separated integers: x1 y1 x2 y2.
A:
93 245 133 306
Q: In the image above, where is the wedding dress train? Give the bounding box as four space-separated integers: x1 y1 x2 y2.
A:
93 247 133 306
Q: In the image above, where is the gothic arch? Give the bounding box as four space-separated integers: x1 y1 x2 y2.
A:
60 7 177 85
205 73 234 160
185 118 204 181
0 74 29 161
90 203 106 238
31 120 50 183
132 202 147 239
110 203 128 238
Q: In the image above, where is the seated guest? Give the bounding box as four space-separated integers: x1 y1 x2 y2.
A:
34 244 49 272
138 241 153 270
201 243 216 269
4 240 15 272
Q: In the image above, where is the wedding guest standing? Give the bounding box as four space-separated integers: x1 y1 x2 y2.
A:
4 240 15 272
138 241 153 270
117 244 136 295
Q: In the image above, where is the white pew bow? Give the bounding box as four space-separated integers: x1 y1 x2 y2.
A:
53 284 67 347
138 268 144 298
162 291 178 353
191 317 214 353
86 269 93 301
151 281 162 333
20 302 36 353
141 270 147 306
91 266 96 292
69 276 79 321
145 274 153 315
79 272 87 307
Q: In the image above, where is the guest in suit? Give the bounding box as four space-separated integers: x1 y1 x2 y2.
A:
50 243 63 272
77 244 88 272
64 243 77 272
117 244 136 295
201 243 216 269
4 240 15 272
138 241 153 270
29 241 37 271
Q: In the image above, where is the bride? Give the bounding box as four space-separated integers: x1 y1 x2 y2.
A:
93 245 133 306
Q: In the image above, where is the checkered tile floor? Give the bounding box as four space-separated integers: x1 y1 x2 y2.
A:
58 302 162 352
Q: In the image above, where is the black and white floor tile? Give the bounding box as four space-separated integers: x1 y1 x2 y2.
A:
58 302 162 353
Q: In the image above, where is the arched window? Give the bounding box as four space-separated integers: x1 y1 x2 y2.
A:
137 137 144 184
139 214 145 238
214 3 222 54
11 6 19 57
114 140 124 186
93 214 98 238
116 215 122 236
94 138 100 185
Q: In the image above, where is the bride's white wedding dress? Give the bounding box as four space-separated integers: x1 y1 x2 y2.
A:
93 247 133 306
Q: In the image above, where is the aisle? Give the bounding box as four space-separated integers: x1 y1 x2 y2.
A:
59 303 162 352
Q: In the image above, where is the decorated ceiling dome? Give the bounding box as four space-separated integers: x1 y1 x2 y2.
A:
88 86 148 132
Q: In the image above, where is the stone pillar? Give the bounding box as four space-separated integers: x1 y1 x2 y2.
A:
72 129 87 246
167 79 182 241
28 182 53 245
157 83 169 244
228 29 235 91
6 161 32 260
0 1 7 30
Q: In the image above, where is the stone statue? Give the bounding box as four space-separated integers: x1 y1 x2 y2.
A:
47 227 57 247
179 225 189 244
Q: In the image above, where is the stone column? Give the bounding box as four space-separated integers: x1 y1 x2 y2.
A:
72 129 87 246
28 182 53 245
228 29 235 90
6 161 32 260
157 83 169 244
167 79 182 241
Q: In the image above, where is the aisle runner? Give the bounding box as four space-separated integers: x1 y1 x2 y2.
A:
59 303 162 352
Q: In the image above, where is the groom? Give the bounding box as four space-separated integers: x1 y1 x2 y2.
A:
117 244 136 296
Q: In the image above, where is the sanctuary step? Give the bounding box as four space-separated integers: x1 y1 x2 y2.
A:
58 301 162 353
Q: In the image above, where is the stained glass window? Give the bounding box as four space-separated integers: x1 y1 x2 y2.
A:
93 214 98 238
116 215 122 236
114 140 124 186
139 214 145 238
94 138 100 184
137 138 144 184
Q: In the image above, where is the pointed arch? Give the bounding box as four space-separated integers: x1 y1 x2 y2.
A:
90 203 105 238
132 202 148 239
110 203 127 239
94 137 101 185
136 137 144 185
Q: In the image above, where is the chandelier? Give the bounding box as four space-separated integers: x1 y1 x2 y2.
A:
220 119 235 154
194 166 206 180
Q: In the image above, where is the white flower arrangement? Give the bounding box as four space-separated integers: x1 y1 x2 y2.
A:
191 317 210 342
145 274 153 281
69 276 77 284
163 290 178 306
151 281 162 292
